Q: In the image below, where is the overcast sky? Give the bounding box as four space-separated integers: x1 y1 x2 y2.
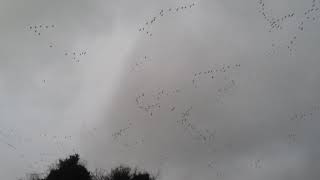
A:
1 0 320 179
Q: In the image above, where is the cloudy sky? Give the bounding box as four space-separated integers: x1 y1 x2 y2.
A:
1 0 320 179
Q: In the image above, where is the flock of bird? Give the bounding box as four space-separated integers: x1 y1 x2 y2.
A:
26 23 88 65
27 24 55 36
138 2 196 37
258 0 295 33
192 63 240 88
132 61 240 124
64 50 88 63
300 0 320 31
39 133 73 144
131 4 242 150
177 106 216 144
286 103 320 144
128 0 320 172
130 65 239 151
135 95 160 117
37 133 75 159
262 0 320 56
2 1 320 177
135 88 182 117
112 125 131 141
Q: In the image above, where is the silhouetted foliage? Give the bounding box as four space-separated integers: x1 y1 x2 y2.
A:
44 154 91 180
91 169 108 180
108 166 132 180
92 165 156 180
131 169 155 180
24 154 156 180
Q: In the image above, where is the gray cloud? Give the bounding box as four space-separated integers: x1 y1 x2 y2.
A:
1 0 320 179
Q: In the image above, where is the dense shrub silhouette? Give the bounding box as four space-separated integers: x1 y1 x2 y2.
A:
24 154 156 180
131 170 155 180
43 154 91 180
102 166 156 180
108 166 132 180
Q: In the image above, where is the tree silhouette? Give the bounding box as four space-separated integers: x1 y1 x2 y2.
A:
43 154 91 180
131 169 155 180
24 154 156 180
108 166 132 180
92 165 156 180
